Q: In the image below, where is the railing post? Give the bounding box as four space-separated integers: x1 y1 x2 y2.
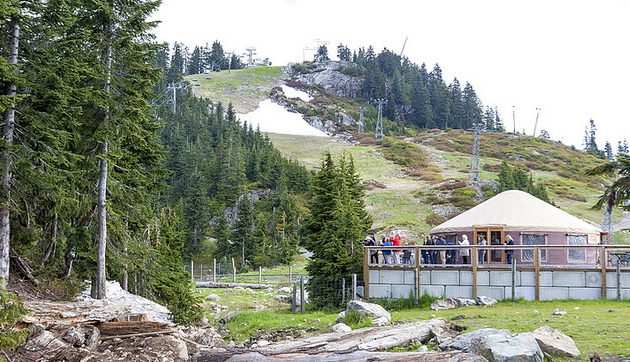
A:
601 245 607 299
191 260 194 282
289 266 293 283
213 259 216 283
233 267 236 283
258 266 262 285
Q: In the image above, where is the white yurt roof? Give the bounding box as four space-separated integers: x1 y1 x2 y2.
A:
430 190 602 234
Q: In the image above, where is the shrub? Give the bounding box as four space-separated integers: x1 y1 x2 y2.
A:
0 287 30 351
425 213 447 226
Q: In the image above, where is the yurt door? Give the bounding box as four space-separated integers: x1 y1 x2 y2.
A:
474 228 504 264
488 229 504 264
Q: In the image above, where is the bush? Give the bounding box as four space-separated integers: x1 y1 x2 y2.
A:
0 286 30 351
425 213 447 226
344 309 373 329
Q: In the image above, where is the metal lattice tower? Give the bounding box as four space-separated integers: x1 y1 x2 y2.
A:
245 47 256 67
603 206 614 244
358 107 365 133
375 99 385 141
468 125 481 181
166 82 185 113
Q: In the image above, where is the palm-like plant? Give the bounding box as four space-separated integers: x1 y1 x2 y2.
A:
585 153 630 211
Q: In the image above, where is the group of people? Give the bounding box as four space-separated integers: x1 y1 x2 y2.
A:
364 232 516 265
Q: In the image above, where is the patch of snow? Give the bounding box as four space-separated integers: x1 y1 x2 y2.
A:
78 280 172 324
238 99 328 137
280 85 312 101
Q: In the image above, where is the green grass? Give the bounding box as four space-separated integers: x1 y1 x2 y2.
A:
212 294 630 360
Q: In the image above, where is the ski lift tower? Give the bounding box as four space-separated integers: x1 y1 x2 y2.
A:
374 99 385 141
358 107 365 133
245 47 256 67
468 124 482 181
166 82 185 113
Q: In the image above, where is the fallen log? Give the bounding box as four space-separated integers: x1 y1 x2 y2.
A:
97 321 170 337
195 349 487 361
195 282 274 289
100 329 175 341
261 318 457 354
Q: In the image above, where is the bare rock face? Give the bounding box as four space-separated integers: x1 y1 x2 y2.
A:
531 325 581 357
295 61 362 98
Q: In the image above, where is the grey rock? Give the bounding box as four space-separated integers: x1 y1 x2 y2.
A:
218 311 240 324
430 297 461 310
476 296 498 306
440 328 543 362
372 316 390 326
171 336 189 361
206 293 221 302
345 300 391 322
278 286 292 294
336 311 346 323
274 294 291 302
356 286 365 299
331 323 352 333
532 326 580 357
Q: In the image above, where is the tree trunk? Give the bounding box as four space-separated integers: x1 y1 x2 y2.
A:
0 18 19 288
95 16 113 299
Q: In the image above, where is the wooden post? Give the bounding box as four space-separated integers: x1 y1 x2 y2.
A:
300 276 305 314
258 266 262 285
472 247 478 299
342 278 346 303
213 259 216 283
289 266 293 283
190 260 194 282
534 247 540 301
292 284 297 312
233 267 236 283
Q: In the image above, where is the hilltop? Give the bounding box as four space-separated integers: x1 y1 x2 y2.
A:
184 62 627 243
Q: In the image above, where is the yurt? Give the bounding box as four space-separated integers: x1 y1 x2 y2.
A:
429 190 603 265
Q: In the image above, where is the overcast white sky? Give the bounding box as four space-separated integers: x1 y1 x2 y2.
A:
151 0 630 151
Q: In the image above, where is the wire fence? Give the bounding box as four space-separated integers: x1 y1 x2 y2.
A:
182 262 308 285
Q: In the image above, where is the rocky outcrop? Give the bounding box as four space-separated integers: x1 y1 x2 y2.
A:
345 300 391 323
295 61 362 98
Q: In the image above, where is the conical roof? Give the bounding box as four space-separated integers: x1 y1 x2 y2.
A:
430 190 601 234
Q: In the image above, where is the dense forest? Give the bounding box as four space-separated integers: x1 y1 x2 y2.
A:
0 1 310 323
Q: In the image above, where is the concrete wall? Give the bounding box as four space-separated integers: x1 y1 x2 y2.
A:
368 269 630 301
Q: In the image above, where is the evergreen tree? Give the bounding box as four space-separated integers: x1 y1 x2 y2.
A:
304 152 372 308
585 153 630 212
315 44 329 62
605 141 614 161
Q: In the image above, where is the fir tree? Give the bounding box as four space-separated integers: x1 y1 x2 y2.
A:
304 152 372 308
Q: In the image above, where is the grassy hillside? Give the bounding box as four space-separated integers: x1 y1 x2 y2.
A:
187 66 285 113
188 65 625 243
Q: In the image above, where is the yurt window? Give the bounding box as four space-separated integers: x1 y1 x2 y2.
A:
521 234 547 262
444 235 457 244
567 234 587 263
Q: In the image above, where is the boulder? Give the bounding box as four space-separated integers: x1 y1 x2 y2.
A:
476 296 497 306
274 294 291 302
291 290 309 306
345 300 391 322
531 326 580 357
336 311 346 323
278 286 292 294
430 297 461 311
456 298 478 307
218 311 240 324
440 328 543 362
206 293 221 302
331 323 352 333
356 286 365 299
